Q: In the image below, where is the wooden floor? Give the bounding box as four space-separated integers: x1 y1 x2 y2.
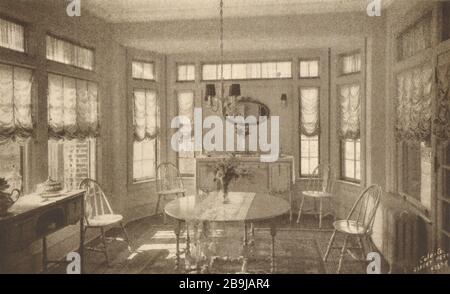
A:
51 214 371 274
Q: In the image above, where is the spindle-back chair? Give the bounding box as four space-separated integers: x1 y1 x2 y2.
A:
323 184 382 273
79 179 132 266
297 164 336 228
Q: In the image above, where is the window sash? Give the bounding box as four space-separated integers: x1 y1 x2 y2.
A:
48 138 96 191
300 135 319 177
341 139 361 182
133 138 157 182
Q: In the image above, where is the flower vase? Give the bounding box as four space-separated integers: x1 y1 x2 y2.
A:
222 186 230 204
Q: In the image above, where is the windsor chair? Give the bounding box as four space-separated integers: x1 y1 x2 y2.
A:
297 164 336 229
323 184 382 273
79 179 132 266
155 162 187 224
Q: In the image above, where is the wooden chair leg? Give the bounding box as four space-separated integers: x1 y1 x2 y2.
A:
319 199 323 229
42 236 48 273
358 236 367 260
296 195 305 224
323 229 336 262
337 235 349 274
100 227 110 266
155 194 162 215
120 222 132 252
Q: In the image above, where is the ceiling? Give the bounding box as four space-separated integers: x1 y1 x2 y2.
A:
83 0 395 23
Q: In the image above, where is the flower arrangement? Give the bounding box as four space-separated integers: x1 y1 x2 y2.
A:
213 155 253 203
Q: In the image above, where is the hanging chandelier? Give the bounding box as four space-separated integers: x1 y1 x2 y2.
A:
204 0 241 116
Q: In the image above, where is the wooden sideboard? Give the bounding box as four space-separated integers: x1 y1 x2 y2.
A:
0 190 85 274
195 155 295 221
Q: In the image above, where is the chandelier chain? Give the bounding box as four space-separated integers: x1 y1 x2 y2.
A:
220 0 224 98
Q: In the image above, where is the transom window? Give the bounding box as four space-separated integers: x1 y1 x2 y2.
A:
177 64 195 81
341 52 361 75
299 59 319 78
46 35 94 70
0 17 25 52
202 61 292 81
132 61 155 80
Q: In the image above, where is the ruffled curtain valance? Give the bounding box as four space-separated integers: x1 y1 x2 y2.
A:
48 74 99 140
434 64 450 141
395 63 433 143
0 64 33 142
300 87 320 137
134 89 159 142
339 84 361 140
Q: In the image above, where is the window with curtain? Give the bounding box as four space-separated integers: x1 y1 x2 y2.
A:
177 64 195 81
338 84 361 182
132 61 155 81
0 63 33 191
299 87 320 176
176 91 195 176
133 89 159 181
396 63 433 207
46 35 94 71
47 74 99 190
0 64 34 141
202 61 292 80
341 52 361 75
299 60 319 78
0 18 25 52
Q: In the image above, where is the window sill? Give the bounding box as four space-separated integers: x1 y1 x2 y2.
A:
336 180 361 187
131 178 156 185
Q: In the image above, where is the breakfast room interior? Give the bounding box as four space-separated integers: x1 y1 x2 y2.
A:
0 0 449 274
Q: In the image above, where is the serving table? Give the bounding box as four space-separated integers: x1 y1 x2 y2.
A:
0 190 85 273
164 192 290 273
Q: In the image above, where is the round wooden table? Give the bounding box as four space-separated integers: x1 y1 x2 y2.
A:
164 192 291 273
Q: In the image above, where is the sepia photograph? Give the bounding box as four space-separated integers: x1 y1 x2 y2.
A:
0 0 449 282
